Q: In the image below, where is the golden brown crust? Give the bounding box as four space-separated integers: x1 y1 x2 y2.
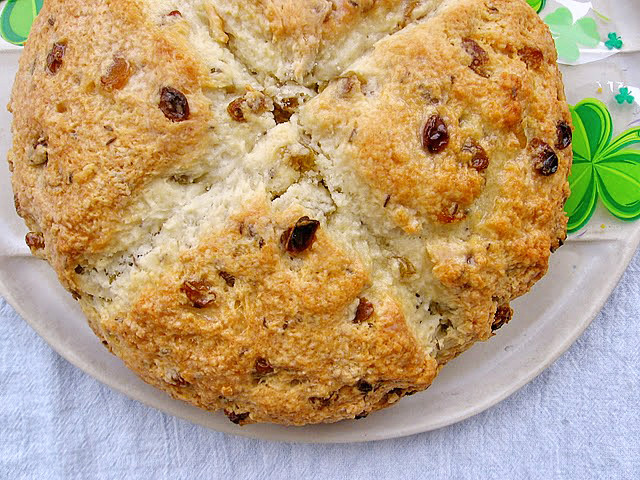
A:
101 199 436 425
8 0 572 425
9 0 214 288
302 0 571 350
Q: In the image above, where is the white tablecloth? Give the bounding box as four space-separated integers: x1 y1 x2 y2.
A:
1 250 638 479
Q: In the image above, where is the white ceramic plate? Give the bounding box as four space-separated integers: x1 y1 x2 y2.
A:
1 3 639 443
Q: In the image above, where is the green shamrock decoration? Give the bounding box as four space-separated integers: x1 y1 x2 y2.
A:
526 0 546 14
565 99 640 233
544 7 600 63
0 0 42 46
615 87 634 105
605 32 623 50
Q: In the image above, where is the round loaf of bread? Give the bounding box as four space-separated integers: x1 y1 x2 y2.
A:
8 0 572 425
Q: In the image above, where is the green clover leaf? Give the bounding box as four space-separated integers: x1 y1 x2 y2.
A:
605 32 623 50
526 0 547 14
566 99 640 233
0 0 43 46
544 7 600 63
615 87 634 105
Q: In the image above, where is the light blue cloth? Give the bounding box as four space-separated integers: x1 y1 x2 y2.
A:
1 251 639 480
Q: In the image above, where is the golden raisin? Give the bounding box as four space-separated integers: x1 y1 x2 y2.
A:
101 56 133 91
181 280 216 308
395 256 416 277
227 97 246 122
518 47 544 69
436 203 463 224
462 139 489 171
462 38 489 77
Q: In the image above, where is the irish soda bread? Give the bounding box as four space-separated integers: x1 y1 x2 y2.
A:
8 0 572 425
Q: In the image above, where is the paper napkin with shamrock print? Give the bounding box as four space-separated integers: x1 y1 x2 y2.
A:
605 32 623 50
527 0 547 14
533 0 635 65
0 0 42 46
565 99 640 233
545 6 600 63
